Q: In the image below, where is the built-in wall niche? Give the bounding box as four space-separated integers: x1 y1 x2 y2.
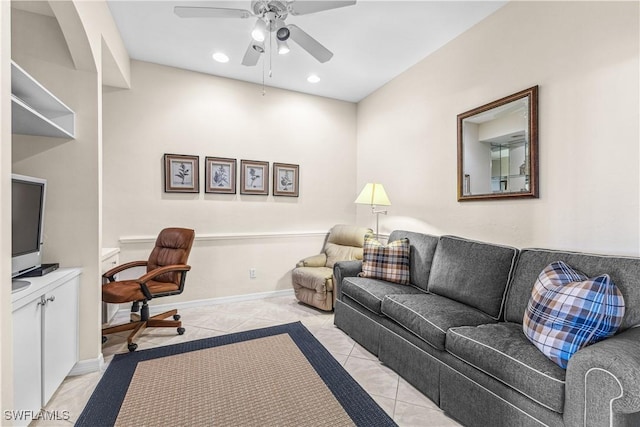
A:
11 61 75 139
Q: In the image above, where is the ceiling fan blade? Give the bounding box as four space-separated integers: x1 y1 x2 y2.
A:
287 24 333 63
174 6 252 19
241 40 263 66
288 1 356 16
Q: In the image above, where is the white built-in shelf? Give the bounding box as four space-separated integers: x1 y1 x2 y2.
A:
11 61 75 139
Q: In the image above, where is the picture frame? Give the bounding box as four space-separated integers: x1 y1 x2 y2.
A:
164 153 199 193
273 163 299 197
240 160 269 195
205 157 236 194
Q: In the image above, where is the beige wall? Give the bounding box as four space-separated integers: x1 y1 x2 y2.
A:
1 0 13 413
357 1 640 255
103 60 357 302
11 7 102 363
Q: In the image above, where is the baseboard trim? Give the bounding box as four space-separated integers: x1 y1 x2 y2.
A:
116 288 295 316
70 353 104 376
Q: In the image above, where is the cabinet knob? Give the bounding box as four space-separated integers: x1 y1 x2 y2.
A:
47 295 55 303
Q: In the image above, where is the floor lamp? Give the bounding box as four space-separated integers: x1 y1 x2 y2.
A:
355 183 391 239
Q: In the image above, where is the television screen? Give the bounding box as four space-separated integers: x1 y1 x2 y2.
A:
11 174 46 277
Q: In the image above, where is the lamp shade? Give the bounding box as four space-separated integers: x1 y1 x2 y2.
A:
355 183 391 206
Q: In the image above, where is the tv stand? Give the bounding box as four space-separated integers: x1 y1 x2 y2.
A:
11 280 30 293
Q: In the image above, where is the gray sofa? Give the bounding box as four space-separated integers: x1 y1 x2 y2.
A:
333 230 640 427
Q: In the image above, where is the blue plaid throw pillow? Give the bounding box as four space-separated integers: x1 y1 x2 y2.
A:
523 261 625 369
359 237 410 285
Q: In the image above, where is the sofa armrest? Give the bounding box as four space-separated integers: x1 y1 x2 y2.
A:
296 253 327 268
564 326 640 427
333 260 362 301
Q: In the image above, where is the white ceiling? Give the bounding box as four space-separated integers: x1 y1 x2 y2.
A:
107 0 506 102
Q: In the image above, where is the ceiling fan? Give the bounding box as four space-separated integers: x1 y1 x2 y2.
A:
174 1 356 66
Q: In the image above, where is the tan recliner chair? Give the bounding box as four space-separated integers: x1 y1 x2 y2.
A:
292 224 372 311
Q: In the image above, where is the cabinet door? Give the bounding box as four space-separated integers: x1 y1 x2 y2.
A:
13 298 43 419
42 276 79 405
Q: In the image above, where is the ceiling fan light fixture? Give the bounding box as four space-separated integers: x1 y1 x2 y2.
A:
276 26 290 41
251 18 266 42
277 39 290 55
307 74 320 83
251 41 265 54
212 52 229 63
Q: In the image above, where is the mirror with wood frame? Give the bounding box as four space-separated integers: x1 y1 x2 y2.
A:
457 86 538 201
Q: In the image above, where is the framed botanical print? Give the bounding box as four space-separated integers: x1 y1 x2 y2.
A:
164 153 199 193
205 157 236 194
273 163 299 197
240 160 269 195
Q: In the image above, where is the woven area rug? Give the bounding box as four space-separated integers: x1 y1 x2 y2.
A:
77 322 396 427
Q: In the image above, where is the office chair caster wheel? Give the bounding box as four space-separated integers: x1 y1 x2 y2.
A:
102 336 107 344
173 314 181 321
128 343 138 352
177 327 185 335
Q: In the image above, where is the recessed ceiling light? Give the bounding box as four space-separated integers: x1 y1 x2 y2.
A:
212 52 229 63
307 74 320 83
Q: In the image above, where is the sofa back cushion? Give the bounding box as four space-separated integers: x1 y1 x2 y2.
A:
505 249 640 330
427 236 518 319
388 230 439 291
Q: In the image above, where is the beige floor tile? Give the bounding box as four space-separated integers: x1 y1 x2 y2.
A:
43 370 103 423
397 377 440 410
230 316 288 332
343 357 399 400
369 393 397 418
350 343 378 361
394 401 462 427
312 326 356 356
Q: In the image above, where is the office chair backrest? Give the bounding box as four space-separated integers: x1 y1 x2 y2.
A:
148 228 195 284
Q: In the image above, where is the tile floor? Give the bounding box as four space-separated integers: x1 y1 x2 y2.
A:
38 296 461 427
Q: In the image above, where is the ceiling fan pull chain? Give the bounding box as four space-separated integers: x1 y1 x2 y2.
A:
262 48 266 96
269 26 273 78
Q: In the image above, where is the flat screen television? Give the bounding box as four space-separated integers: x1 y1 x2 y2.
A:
11 174 47 278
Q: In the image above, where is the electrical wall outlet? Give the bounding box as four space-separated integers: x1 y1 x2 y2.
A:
249 268 256 279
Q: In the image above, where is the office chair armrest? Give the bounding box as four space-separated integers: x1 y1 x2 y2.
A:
102 260 148 281
136 264 192 300
136 264 192 284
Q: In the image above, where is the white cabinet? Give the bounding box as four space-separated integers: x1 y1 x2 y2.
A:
12 298 42 419
11 61 75 138
12 268 80 422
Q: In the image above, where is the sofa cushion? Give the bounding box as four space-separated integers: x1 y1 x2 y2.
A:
388 231 439 291
341 277 425 315
523 261 625 369
381 293 497 351
447 322 566 413
427 236 518 319
359 237 410 284
504 249 640 331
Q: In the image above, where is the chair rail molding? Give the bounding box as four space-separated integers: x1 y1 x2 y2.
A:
119 231 330 244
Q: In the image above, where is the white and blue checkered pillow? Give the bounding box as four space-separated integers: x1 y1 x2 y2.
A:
523 261 625 369
359 237 410 285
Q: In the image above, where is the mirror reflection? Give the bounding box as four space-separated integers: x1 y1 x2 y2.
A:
458 86 538 201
